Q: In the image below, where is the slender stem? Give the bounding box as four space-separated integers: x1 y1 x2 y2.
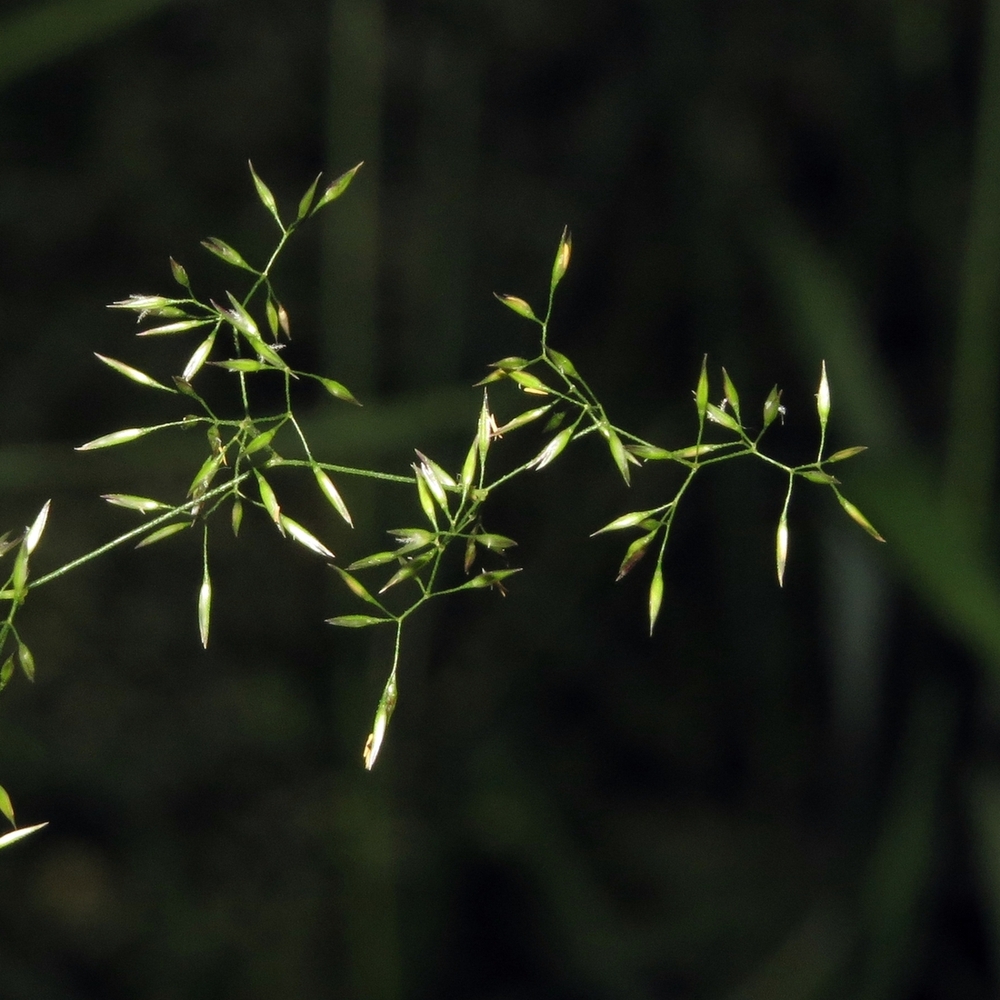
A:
28 474 251 591
272 458 413 484
288 413 315 462
745 443 794 476
816 415 828 466
391 619 403 673
780 472 795 523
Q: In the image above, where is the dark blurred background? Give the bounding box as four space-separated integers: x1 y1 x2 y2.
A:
0 0 998 997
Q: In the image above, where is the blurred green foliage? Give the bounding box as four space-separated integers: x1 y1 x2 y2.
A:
0 0 998 998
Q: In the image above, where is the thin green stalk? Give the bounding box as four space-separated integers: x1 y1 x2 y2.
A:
271 459 413 484
28 473 251 591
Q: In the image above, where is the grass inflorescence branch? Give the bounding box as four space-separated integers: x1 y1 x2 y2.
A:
0 163 883 828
